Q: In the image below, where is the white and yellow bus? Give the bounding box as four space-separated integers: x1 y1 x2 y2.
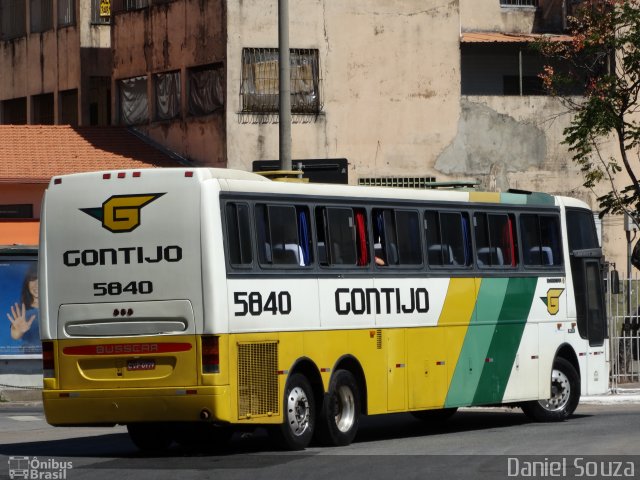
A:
39 168 608 451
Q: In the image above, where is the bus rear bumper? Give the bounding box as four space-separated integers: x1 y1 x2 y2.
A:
42 385 231 426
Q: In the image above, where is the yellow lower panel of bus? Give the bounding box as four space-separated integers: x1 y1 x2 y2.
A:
42 385 230 425
56 335 198 390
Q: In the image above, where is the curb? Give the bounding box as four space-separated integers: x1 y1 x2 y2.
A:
0 389 42 402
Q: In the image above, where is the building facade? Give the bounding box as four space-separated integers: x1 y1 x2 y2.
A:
0 0 111 125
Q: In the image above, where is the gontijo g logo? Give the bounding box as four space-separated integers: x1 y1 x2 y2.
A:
80 193 165 233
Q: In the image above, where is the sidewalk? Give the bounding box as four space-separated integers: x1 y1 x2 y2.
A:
581 382 640 405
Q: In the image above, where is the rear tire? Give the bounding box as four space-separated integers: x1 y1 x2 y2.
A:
127 423 173 453
316 369 361 446
522 357 580 422
272 373 316 450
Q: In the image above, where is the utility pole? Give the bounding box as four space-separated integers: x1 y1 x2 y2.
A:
278 0 292 171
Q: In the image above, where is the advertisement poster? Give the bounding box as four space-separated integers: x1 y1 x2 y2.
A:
0 260 41 355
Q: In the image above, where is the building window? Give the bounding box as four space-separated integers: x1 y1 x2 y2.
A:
118 76 148 125
59 89 78 126
30 0 53 33
500 0 538 6
154 71 181 121
91 0 110 24
0 0 26 40
461 43 584 96
32 93 54 124
188 64 224 116
1 98 27 125
240 48 321 115
57 0 75 27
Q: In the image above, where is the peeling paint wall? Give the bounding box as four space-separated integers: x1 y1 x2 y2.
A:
112 0 226 166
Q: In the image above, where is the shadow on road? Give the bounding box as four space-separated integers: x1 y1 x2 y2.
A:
0 409 592 462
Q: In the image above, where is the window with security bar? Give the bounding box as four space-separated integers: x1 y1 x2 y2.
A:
241 48 322 115
500 0 538 6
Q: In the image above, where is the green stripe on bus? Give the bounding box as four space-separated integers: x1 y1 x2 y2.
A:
499 193 528 205
526 192 555 205
444 277 509 407
472 277 538 405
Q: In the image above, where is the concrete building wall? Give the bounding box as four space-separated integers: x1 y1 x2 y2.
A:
226 0 462 180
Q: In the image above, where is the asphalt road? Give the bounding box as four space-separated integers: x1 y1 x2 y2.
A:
1 402 639 480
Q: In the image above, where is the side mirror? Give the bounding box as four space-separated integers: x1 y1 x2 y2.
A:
610 269 620 295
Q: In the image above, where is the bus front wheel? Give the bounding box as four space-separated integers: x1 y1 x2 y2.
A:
273 373 316 450
316 369 361 446
521 357 580 422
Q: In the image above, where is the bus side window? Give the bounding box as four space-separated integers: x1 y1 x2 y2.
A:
225 202 252 266
317 207 368 267
520 214 562 267
474 213 517 267
441 212 470 267
425 210 469 267
256 204 303 267
373 209 422 267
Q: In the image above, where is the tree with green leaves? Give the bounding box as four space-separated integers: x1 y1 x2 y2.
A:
537 0 640 223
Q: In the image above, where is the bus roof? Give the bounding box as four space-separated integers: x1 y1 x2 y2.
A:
49 167 591 209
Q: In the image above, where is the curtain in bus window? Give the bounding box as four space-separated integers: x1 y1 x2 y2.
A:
504 216 516 266
298 209 310 266
355 210 369 266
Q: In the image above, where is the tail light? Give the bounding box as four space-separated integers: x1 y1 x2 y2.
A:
42 341 54 378
202 336 219 373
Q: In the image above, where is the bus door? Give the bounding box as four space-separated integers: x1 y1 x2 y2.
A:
566 208 607 394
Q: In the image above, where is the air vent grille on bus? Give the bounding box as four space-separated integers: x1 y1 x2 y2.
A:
376 329 382 349
237 341 279 419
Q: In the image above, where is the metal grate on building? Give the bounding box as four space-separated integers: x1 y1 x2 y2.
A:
358 177 437 189
500 0 538 6
237 342 279 419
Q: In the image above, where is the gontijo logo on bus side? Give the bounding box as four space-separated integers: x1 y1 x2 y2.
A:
80 193 165 233
542 288 565 315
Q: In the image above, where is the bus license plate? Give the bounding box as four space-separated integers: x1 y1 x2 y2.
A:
127 359 156 371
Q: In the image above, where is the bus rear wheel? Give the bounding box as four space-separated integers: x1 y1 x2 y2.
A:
273 373 316 450
521 357 580 422
316 369 361 446
127 423 173 453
